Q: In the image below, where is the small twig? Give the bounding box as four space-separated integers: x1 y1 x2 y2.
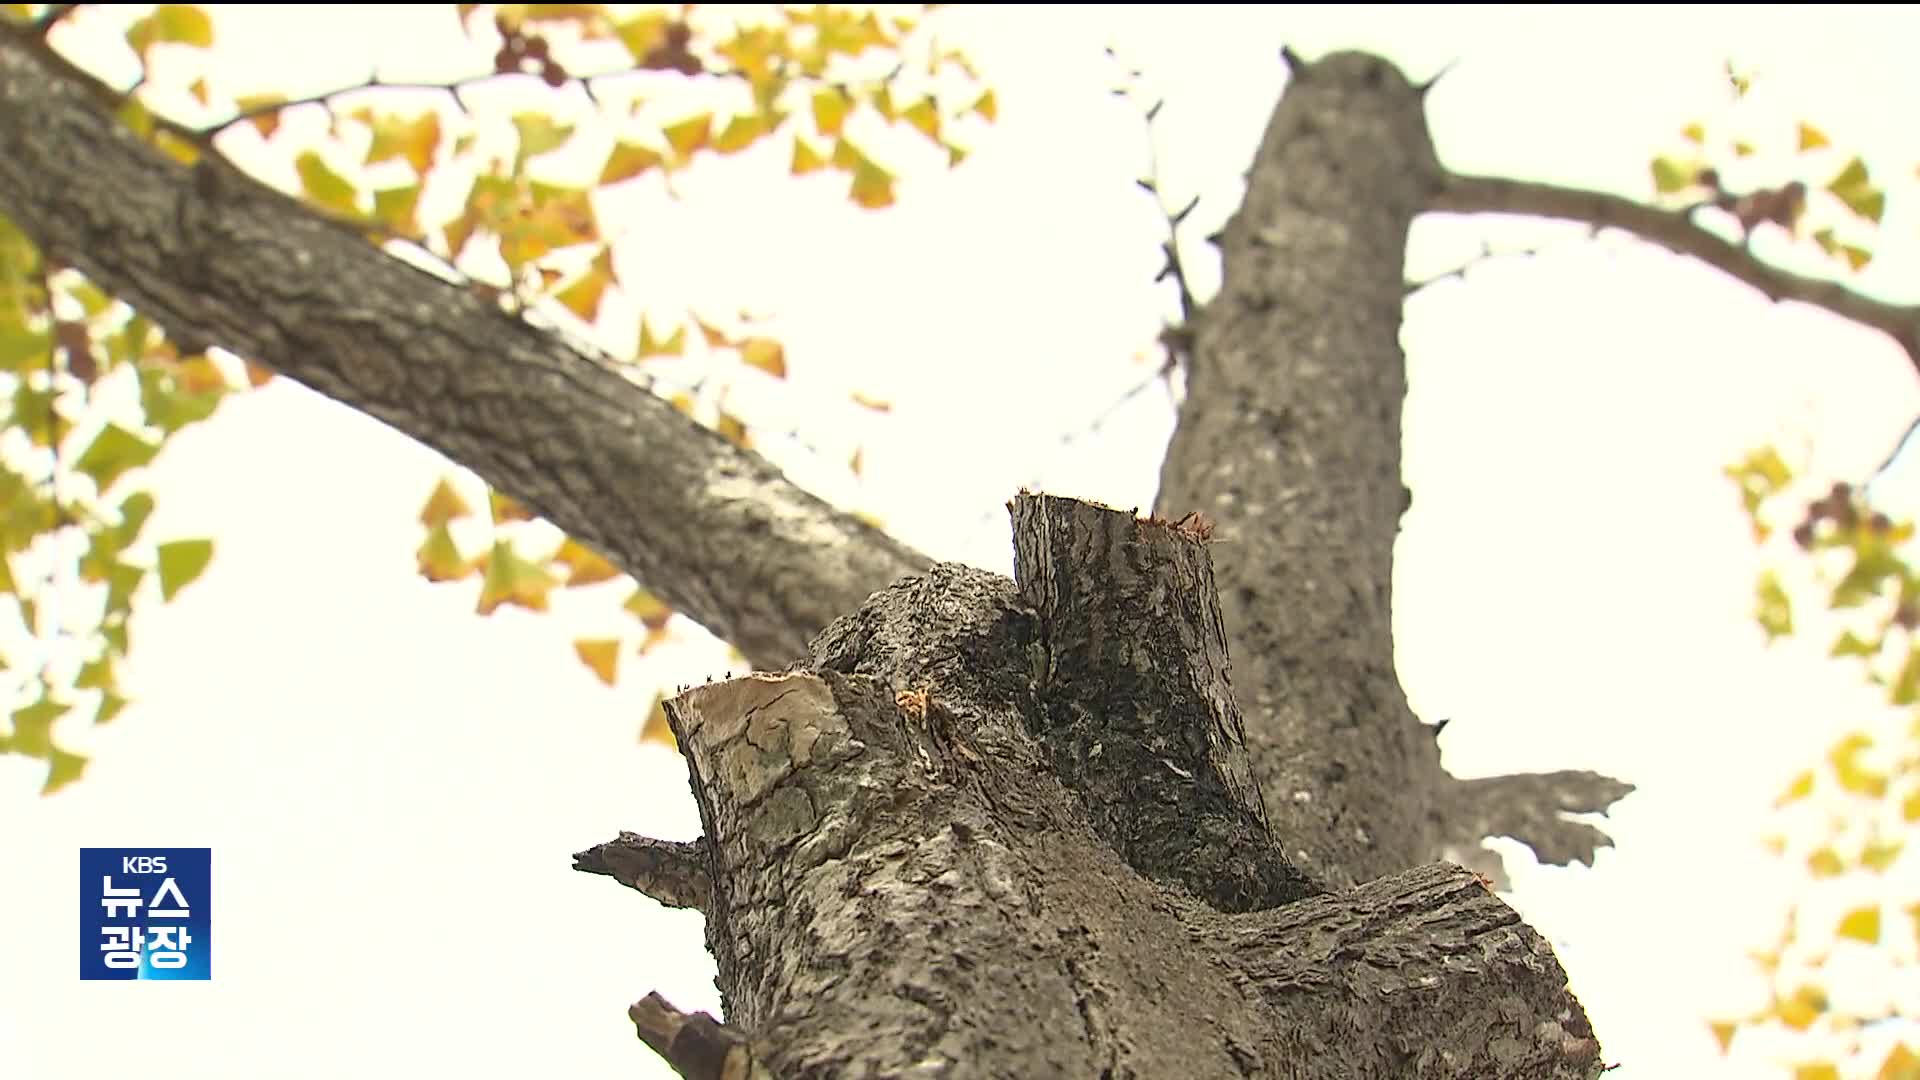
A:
1107 53 1201 334
1403 231 1593 297
1867 412 1920 493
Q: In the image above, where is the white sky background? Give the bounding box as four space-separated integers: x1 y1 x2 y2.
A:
4 4 1920 1077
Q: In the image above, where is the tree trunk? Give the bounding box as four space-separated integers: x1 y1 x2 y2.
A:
0 23 1625 1076
608 497 1599 1078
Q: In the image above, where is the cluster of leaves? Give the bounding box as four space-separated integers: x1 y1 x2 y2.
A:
1650 64 1886 272
31 3 987 749
1716 448 1920 1077
0 234 231 792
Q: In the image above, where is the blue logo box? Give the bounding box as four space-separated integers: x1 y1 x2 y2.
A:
79 848 211 981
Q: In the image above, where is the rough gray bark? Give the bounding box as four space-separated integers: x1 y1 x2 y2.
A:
658 531 1599 1078
0 18 1650 1075
0 27 926 670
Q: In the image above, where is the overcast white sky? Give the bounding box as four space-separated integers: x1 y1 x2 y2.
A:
5 5 1920 1078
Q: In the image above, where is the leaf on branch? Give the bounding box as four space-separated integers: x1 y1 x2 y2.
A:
663 114 710 158
638 318 685 358
512 112 575 170
624 588 671 631
155 538 213 601
1755 571 1792 641
416 522 473 583
556 249 614 322
477 540 555 615
489 490 535 524
1797 122 1830 152
75 424 159 493
713 113 770 155
1836 906 1881 944
601 141 666 186
126 4 214 60
552 537 622 586
813 88 851 136
1650 155 1704 195
639 693 674 746
419 477 473 528
295 151 360 216
1826 156 1884 223
574 638 620 686
791 137 827 176
234 93 286 138
366 111 443 175
739 337 785 379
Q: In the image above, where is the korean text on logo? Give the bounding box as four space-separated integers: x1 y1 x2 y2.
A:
80 848 211 981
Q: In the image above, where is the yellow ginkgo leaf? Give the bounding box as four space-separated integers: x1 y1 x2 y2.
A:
574 638 620 687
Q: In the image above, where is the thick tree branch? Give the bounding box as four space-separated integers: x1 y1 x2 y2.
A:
573 832 712 912
1433 172 1920 373
671 558 1603 1077
1439 770 1637 875
0 25 928 669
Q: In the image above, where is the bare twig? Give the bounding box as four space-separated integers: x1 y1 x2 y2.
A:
1403 230 1596 297
1433 172 1920 374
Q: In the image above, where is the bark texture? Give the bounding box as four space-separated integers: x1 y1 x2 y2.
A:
657 520 1601 1078
0 18 1662 1074
0 26 926 670
1156 53 1450 889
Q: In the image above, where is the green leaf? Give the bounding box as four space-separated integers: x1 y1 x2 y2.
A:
1827 156 1885 223
1756 571 1792 641
140 365 223 433
366 112 441 174
102 614 129 655
296 150 360 216
600 141 666 186
156 538 213 601
96 692 128 726
416 522 472 583
624 587 672 630
0 323 50 373
9 698 67 758
116 492 155 546
477 541 555 615
1860 839 1903 872
373 184 422 235
1892 646 1920 707
1830 630 1880 659
419 477 473 528
512 112 575 169
1651 156 1701 195
105 561 144 613
126 4 214 58
75 424 158 493
75 656 115 692
43 747 87 794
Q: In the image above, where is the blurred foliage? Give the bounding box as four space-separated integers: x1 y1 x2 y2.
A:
0 2 991 788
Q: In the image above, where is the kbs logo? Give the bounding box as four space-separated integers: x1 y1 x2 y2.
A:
80 848 211 981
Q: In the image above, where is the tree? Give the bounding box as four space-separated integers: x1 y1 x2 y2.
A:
2 5 1911 1077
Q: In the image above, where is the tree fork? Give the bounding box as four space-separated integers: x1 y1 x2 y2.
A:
646 498 1602 1078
